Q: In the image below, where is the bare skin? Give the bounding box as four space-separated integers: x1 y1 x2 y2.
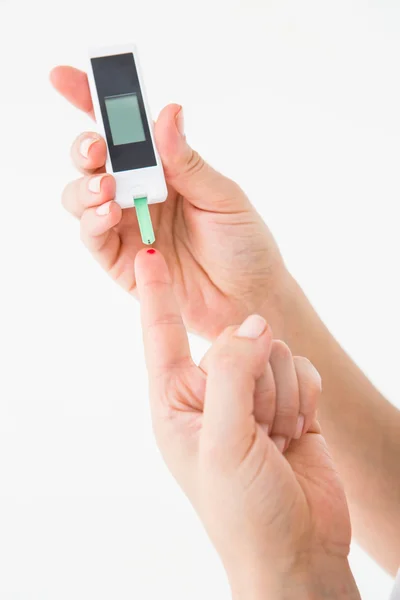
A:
135 248 361 600
51 66 400 574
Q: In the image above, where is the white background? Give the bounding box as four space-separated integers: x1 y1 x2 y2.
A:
0 0 399 598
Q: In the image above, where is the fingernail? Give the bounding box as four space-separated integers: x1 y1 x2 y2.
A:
175 106 185 137
96 200 112 216
88 174 105 193
235 315 267 339
294 415 305 439
80 137 98 158
271 435 286 453
147 249 156 254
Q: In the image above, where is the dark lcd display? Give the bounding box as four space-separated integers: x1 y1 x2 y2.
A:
91 53 157 172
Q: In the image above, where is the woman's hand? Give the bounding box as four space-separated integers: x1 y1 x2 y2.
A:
135 248 360 600
51 68 400 577
51 66 288 341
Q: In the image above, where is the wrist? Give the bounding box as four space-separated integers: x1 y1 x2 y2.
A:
258 267 298 342
287 555 361 600
264 270 327 357
228 555 361 600
259 268 308 344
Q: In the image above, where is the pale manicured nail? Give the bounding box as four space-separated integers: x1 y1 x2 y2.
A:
294 415 305 439
271 435 286 453
235 315 267 339
88 175 105 193
96 201 112 216
80 137 98 158
175 107 185 136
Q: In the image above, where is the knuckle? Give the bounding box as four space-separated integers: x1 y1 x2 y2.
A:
274 402 298 419
79 216 90 244
303 375 321 397
61 180 79 213
271 339 292 362
213 350 242 373
272 411 297 436
293 355 312 366
273 384 300 423
61 183 70 209
255 385 276 405
294 356 322 398
147 313 183 332
79 223 87 244
185 149 205 177
213 339 265 376
142 279 171 292
226 178 244 199
309 366 322 392
272 423 296 441
300 378 321 410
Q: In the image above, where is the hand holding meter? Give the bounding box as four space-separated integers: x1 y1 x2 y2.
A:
88 44 167 244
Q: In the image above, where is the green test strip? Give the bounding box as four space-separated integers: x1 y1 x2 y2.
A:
134 197 155 245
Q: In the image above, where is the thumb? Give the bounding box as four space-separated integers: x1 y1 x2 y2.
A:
154 104 251 213
201 315 272 458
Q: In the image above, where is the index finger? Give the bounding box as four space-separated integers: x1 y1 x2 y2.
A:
135 249 192 376
50 66 95 119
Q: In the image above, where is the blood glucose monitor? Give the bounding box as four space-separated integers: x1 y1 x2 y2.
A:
88 44 168 244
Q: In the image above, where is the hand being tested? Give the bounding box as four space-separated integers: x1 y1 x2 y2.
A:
51 66 286 341
51 67 400 578
135 249 360 600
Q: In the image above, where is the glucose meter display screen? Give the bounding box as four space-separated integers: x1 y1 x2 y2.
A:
105 94 146 146
91 53 157 172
